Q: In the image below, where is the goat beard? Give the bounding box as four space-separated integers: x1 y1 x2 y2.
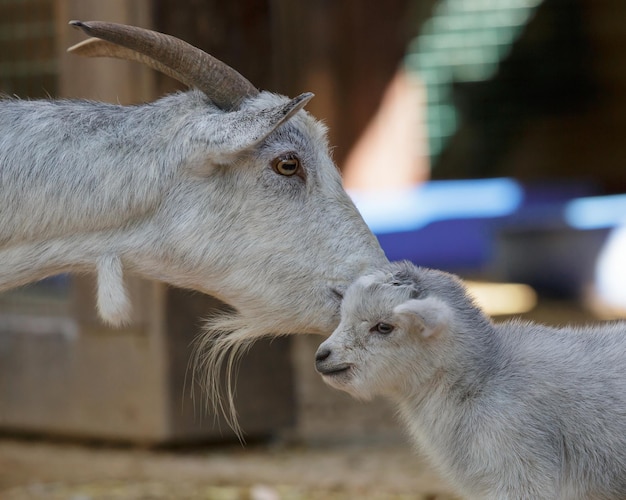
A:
191 309 295 440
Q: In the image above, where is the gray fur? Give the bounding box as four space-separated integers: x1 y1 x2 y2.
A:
1 88 386 334
316 261 626 499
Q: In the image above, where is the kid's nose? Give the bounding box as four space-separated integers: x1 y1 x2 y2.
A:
315 346 331 363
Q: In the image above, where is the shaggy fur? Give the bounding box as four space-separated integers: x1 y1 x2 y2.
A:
316 261 626 499
1 38 387 431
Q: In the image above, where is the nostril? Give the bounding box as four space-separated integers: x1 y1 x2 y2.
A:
315 347 331 363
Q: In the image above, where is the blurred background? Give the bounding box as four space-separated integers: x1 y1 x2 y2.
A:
1 0 626 498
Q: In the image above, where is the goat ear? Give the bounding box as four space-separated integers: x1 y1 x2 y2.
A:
203 93 314 163
393 297 451 338
271 92 314 129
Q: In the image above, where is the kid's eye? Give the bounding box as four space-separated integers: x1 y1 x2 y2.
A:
372 322 394 335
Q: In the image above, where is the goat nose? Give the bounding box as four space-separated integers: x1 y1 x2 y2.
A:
315 346 331 363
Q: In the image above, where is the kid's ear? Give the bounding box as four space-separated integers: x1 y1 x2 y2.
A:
392 297 451 338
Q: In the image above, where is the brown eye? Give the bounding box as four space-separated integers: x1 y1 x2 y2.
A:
372 323 394 335
273 154 301 177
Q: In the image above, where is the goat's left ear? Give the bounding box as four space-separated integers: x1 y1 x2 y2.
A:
393 297 451 338
203 93 314 163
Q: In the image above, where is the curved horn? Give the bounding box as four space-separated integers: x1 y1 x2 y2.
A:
68 20 259 110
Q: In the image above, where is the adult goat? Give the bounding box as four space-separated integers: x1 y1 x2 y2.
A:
0 21 387 420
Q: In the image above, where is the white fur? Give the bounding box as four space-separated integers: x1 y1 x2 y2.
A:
96 254 130 326
316 261 626 499
1 29 388 432
0 91 385 336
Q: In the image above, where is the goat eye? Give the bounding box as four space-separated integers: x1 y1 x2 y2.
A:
372 322 394 335
273 155 301 177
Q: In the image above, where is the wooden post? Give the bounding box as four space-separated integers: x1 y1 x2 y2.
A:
56 0 153 103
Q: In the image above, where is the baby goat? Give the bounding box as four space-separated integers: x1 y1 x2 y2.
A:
316 261 626 499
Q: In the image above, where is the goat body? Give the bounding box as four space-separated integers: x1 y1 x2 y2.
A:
0 22 386 338
1 22 388 429
316 261 626 499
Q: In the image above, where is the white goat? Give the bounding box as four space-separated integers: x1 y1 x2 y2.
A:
316 261 626 499
0 21 387 424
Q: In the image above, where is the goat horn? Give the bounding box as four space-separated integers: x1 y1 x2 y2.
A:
68 20 259 110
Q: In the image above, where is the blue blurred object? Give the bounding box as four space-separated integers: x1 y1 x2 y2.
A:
351 178 600 275
350 178 524 235
564 194 626 229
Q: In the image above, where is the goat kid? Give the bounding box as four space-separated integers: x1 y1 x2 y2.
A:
316 261 626 499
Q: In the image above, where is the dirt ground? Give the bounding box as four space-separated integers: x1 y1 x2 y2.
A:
0 437 459 500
